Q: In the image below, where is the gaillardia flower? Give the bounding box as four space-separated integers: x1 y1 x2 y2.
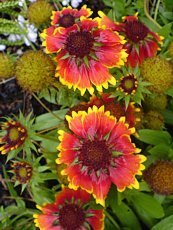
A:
34 188 104 230
87 94 141 129
57 106 146 205
0 53 15 79
51 5 92 28
143 160 173 195
0 120 27 154
118 74 138 95
98 12 163 67
42 16 127 95
114 67 151 107
12 161 32 184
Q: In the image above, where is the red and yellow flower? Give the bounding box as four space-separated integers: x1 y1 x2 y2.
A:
98 12 163 67
0 120 27 154
42 15 127 95
51 5 92 28
87 93 141 128
57 106 146 206
34 187 104 230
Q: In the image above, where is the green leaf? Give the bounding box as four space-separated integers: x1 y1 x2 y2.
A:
130 192 165 219
149 144 173 160
35 109 67 131
83 56 89 68
165 86 173 97
112 201 142 230
164 0 173 11
151 215 173 230
158 23 173 37
138 129 172 145
163 109 173 125
2 166 25 208
31 185 54 205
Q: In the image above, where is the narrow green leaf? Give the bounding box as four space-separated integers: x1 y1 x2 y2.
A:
151 215 173 230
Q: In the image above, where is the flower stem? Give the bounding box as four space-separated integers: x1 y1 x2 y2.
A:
105 210 120 230
144 0 162 29
53 0 62 10
37 125 60 134
32 92 63 121
154 0 161 21
0 76 16 85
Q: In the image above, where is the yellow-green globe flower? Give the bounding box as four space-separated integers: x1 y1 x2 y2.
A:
15 50 56 92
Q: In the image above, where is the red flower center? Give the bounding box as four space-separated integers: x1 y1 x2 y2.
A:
66 31 94 58
59 204 85 230
120 74 138 94
79 140 111 171
125 20 149 43
59 14 75 28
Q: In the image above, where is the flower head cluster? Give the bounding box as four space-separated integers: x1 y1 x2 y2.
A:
114 67 151 107
27 0 54 27
141 56 173 93
41 6 127 95
143 160 173 195
0 120 27 155
66 93 142 130
34 188 104 230
0 53 15 80
99 12 163 67
15 50 56 92
51 5 92 28
87 94 141 129
11 161 33 184
57 106 146 206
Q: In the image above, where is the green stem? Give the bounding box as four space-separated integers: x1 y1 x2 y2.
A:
3 196 34 202
144 0 162 29
23 30 37 51
105 210 120 230
0 76 15 85
53 0 62 10
32 92 63 121
154 0 161 21
36 133 57 142
37 125 60 134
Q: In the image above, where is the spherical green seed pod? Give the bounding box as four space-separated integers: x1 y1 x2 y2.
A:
15 50 55 92
144 110 164 130
144 93 168 111
141 56 173 93
168 41 173 59
27 0 54 27
0 53 15 79
143 160 173 195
